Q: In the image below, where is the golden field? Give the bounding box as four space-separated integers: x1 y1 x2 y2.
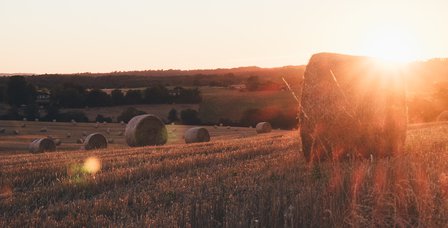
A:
1 122 448 226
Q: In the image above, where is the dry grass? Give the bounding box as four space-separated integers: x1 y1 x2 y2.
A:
1 123 448 226
0 120 265 154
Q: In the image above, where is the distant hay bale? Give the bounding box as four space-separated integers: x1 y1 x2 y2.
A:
120 121 125 125
21 123 26 128
227 126 231 130
76 138 83 144
35 118 39 122
300 53 407 162
0 128 5 133
213 125 218 129
437 111 448 122
108 138 114 144
117 131 124 136
82 131 87 137
83 133 108 150
52 119 57 122
22 118 27 121
13 130 19 135
106 128 111 134
184 127 210 144
71 119 77 126
66 132 71 138
54 138 62 146
219 123 223 127
256 122 272 134
125 114 168 147
94 123 99 128
39 127 48 133
29 138 56 153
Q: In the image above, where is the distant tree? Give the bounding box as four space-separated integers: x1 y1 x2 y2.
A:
58 111 89 122
25 102 39 120
0 85 6 103
172 87 202 103
85 89 111 107
180 109 201 125
51 84 87 108
143 85 171 104
111 89 125 105
117 107 146 123
95 114 113 123
167 108 179 123
44 105 60 121
6 76 36 106
246 76 260 91
125 90 143 105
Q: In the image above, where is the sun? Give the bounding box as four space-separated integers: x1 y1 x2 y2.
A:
361 28 421 63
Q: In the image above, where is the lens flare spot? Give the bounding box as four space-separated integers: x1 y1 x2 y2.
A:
83 157 101 174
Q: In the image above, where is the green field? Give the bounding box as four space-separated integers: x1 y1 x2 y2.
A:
199 87 297 123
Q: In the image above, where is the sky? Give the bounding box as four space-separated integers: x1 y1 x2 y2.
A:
1 0 447 74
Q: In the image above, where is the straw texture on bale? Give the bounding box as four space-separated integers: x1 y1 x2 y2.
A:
125 114 168 147
256 122 272 134
437 111 448 122
299 53 407 162
184 127 210 144
29 138 56 153
82 133 108 150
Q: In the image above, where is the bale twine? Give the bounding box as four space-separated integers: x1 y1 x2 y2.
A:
256 122 272 134
300 53 407 161
125 114 168 147
29 138 56 153
184 127 210 144
437 111 448 122
82 133 108 150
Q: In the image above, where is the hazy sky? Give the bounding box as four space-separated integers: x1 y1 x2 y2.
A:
1 0 447 74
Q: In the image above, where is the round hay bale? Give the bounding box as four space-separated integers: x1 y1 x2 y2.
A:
125 114 168 147
106 128 111 134
94 123 99 128
66 132 71 138
13 130 19 135
437 111 448 122
256 122 272 134
29 138 56 153
83 133 108 150
213 125 218 129
39 127 48 133
227 126 231 130
0 128 5 133
219 123 223 127
108 138 114 144
117 131 124 136
184 127 210 144
23 118 27 121
54 138 62 146
35 118 39 122
120 121 125 125
21 123 26 128
52 119 57 122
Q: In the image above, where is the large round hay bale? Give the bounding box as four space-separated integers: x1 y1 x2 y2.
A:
83 133 108 150
125 114 168 147
54 138 62 146
29 138 56 153
256 122 272 134
184 127 210 144
437 111 448 122
300 53 407 162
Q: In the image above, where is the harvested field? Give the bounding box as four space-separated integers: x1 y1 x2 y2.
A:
1 123 448 226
